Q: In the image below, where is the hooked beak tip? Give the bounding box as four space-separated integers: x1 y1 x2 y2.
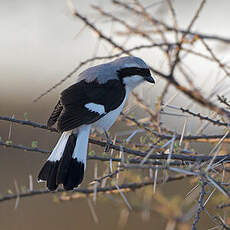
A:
145 75 155 84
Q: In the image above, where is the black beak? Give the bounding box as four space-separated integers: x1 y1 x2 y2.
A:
145 75 155 84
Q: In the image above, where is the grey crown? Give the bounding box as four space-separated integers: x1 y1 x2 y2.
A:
77 56 149 84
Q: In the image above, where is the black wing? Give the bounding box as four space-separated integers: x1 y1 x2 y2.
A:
47 100 63 128
47 79 126 132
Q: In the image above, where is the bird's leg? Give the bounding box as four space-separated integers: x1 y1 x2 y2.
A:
104 129 113 152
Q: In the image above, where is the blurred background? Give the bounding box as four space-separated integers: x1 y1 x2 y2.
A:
1 0 230 229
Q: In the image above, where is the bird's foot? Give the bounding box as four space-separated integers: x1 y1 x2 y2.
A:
104 130 113 152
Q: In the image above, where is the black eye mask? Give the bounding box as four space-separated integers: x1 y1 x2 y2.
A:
117 67 151 79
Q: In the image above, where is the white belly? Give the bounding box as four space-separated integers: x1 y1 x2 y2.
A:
92 90 129 133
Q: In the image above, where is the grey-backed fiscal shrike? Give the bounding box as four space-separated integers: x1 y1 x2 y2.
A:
38 56 155 191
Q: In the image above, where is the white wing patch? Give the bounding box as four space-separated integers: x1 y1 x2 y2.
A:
85 103 105 115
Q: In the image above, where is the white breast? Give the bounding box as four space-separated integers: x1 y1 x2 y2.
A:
91 87 130 133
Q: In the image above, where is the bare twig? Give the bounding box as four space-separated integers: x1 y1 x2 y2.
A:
113 0 230 43
191 176 206 230
0 175 188 203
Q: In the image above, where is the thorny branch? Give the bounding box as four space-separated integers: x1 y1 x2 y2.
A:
191 176 206 230
2 116 230 163
0 175 188 203
112 0 230 43
180 108 230 127
2 115 230 143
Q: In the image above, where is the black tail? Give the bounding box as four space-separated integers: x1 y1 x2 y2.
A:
38 134 85 191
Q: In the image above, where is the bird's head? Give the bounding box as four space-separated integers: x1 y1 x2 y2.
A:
116 56 155 89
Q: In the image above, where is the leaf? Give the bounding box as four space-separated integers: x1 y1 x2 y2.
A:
88 150 95 156
21 186 27 193
5 140 12 145
102 152 108 157
53 195 60 203
31 141 38 148
24 112 29 121
140 136 147 144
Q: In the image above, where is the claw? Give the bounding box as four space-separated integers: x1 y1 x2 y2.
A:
104 130 113 152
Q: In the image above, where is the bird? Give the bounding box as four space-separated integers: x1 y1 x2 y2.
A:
38 56 155 191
